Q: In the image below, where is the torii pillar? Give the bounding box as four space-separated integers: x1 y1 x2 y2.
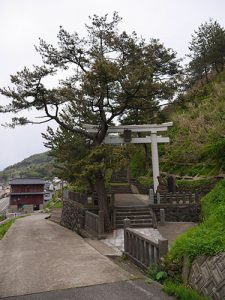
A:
150 131 160 192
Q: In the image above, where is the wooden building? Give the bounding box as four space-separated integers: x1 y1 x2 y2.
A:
9 178 45 212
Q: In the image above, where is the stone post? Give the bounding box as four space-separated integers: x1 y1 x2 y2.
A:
124 218 131 253
98 210 104 236
158 239 168 258
160 208 165 226
157 192 161 204
149 188 154 204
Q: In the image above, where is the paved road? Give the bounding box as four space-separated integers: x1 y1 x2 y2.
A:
2 280 174 300
0 214 131 298
0 196 9 212
0 214 174 300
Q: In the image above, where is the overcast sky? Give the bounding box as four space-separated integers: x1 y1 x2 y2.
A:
1 0 225 171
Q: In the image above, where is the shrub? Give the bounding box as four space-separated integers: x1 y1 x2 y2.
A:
167 180 225 264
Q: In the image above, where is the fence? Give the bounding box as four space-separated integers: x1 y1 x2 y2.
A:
149 190 200 205
85 210 104 238
123 219 168 269
64 190 88 205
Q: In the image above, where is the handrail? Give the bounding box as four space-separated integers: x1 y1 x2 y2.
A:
85 210 104 237
124 218 168 269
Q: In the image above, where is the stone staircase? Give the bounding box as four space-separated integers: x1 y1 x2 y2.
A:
114 206 154 228
110 184 133 194
49 208 62 224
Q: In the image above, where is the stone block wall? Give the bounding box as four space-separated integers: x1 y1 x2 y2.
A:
60 199 86 232
150 204 201 223
188 253 225 300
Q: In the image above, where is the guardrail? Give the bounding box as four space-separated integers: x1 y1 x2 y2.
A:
85 210 104 238
123 218 168 269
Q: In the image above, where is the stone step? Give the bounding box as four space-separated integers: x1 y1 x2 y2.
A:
111 189 132 194
116 210 151 215
116 217 152 224
116 222 153 228
116 214 151 220
116 208 150 213
115 205 150 209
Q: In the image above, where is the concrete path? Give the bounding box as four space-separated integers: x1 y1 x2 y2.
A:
0 214 131 298
2 280 174 300
115 193 149 206
158 222 196 247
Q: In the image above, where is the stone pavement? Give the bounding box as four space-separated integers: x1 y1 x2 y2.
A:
0 214 174 299
114 193 149 206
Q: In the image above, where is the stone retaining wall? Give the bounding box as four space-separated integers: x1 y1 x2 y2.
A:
150 204 201 223
188 253 225 300
60 199 86 232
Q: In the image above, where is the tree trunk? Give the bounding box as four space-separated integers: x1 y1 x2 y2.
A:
94 170 111 232
143 143 151 170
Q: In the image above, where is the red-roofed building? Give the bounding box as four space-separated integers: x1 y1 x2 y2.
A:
9 178 45 212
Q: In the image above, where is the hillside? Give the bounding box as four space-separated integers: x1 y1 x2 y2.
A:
130 70 225 179
0 152 55 182
161 70 225 176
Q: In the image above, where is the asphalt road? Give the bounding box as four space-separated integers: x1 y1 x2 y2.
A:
2 280 174 300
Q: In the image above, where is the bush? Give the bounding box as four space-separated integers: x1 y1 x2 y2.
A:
167 180 225 264
176 178 211 190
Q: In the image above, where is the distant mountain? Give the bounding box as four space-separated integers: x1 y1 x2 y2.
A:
0 152 55 182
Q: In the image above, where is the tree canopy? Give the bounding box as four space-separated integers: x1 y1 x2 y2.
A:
187 19 225 83
1 13 181 230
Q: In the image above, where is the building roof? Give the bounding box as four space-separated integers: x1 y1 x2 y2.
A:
9 178 45 185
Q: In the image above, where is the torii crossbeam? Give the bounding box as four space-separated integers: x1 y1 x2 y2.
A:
84 122 173 192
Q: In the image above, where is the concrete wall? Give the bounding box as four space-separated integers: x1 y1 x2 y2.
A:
150 204 201 223
187 253 225 300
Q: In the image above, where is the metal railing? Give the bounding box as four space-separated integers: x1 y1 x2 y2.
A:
124 219 168 269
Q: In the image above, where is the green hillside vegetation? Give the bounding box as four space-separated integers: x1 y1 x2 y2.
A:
129 69 225 180
167 180 225 264
0 151 55 182
162 70 225 176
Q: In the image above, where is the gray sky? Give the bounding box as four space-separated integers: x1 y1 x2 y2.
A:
1 0 225 170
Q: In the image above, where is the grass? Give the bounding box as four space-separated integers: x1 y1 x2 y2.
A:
0 215 6 222
167 180 225 264
163 281 209 300
176 178 212 190
0 219 15 240
146 264 208 299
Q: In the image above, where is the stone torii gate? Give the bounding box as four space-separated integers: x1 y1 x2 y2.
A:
84 122 173 192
